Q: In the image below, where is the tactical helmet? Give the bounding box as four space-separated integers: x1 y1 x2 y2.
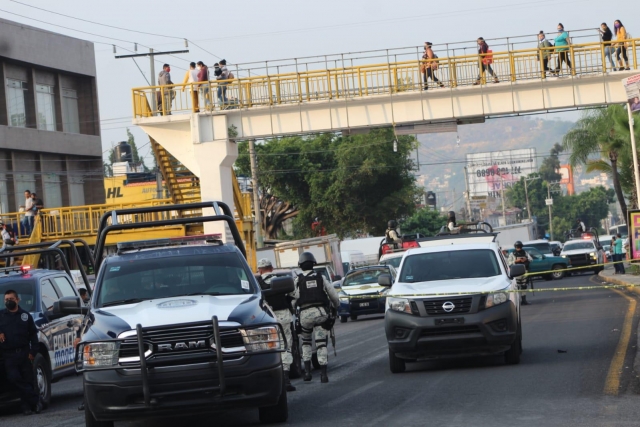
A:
514 241 523 249
298 252 317 267
257 258 272 268
388 220 398 229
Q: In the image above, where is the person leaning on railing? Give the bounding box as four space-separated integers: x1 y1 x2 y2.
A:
182 62 200 113
599 23 616 71
538 31 553 78
157 64 174 116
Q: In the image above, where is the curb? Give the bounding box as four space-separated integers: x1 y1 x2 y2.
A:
599 270 640 393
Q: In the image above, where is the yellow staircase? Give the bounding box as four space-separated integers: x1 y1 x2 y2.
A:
150 137 201 206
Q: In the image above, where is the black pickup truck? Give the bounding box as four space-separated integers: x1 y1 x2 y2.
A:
57 202 293 427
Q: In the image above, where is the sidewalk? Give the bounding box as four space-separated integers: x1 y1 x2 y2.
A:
599 268 640 293
599 267 640 391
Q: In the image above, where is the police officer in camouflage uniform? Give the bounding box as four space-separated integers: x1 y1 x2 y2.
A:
295 252 339 383
256 259 297 392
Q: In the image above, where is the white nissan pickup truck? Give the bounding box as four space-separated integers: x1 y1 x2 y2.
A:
377 233 526 373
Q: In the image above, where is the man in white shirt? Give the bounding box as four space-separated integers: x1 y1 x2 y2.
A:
22 190 34 235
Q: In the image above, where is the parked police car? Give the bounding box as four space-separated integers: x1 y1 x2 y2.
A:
378 233 526 373
0 244 88 409
58 203 292 426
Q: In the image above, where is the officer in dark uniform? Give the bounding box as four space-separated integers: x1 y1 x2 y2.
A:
0 289 42 415
295 252 339 384
385 220 402 248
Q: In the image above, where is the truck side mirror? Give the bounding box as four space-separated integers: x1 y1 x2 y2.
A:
53 296 88 316
378 273 393 287
509 264 526 278
268 276 295 295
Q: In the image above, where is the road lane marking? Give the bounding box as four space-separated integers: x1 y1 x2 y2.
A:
325 380 383 407
603 288 636 395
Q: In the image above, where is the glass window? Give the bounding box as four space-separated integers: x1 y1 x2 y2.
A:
62 89 79 133
69 175 85 206
13 173 35 211
53 276 77 298
41 279 60 311
43 173 62 208
400 250 501 283
98 252 254 307
0 173 9 214
6 79 27 127
343 267 390 287
36 84 56 131
563 242 595 251
0 280 36 312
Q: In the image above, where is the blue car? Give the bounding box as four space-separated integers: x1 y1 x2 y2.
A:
337 265 396 322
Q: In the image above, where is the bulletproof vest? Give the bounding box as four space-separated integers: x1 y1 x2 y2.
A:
385 228 397 244
260 274 290 311
514 249 530 268
296 272 329 308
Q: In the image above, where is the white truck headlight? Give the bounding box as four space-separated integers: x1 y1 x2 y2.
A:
485 292 508 309
79 342 120 369
239 326 282 352
388 297 412 314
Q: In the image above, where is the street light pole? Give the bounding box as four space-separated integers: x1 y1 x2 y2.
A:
547 182 553 240
523 175 540 221
249 139 264 248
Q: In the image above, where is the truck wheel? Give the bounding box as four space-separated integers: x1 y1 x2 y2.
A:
551 265 565 280
350 314 358 321
340 315 348 323
505 324 522 365
85 404 114 427
259 375 288 424
33 353 51 408
389 349 406 373
311 352 321 370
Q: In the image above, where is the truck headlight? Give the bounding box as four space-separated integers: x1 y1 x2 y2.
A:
79 342 120 369
339 291 349 302
388 297 412 314
589 252 597 259
561 255 567 258
239 326 282 352
485 292 508 309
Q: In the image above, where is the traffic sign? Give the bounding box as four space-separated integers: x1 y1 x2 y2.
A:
545 198 553 206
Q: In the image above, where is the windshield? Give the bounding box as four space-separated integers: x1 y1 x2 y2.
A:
343 268 389 287
526 243 551 253
314 267 331 281
563 241 595 251
400 250 501 283
380 256 402 268
0 280 36 312
97 252 253 307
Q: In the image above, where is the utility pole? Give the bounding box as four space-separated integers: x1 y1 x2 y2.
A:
523 175 540 221
464 167 472 219
547 183 553 240
115 45 190 112
500 176 506 226
628 106 640 206
249 139 264 248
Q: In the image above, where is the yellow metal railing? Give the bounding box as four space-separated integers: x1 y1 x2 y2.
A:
132 39 640 118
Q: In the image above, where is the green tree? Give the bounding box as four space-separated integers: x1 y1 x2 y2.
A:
235 129 420 238
562 105 632 218
538 143 563 182
400 208 447 236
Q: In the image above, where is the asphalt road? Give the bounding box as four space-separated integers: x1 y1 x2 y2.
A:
2 271 640 427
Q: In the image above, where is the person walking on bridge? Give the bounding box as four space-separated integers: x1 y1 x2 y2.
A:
538 31 553 78
614 20 630 71
474 37 499 85
599 23 616 71
422 42 445 90
553 24 572 76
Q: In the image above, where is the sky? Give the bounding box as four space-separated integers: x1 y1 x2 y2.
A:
2 0 638 166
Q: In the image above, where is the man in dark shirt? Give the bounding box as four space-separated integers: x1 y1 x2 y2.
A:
0 289 42 415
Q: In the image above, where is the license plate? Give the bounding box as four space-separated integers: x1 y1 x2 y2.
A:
360 302 370 307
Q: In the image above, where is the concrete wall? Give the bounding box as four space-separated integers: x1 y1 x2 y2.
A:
0 18 96 77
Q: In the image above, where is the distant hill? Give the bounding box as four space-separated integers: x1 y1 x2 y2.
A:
415 116 577 210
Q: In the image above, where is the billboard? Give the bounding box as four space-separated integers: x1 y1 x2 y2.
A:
466 148 537 198
628 210 640 261
622 74 640 113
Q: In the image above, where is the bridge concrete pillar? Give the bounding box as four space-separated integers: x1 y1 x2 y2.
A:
138 114 238 239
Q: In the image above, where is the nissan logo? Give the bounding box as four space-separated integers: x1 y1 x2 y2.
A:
442 301 455 313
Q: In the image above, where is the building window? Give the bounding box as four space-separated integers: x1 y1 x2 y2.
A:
6 79 28 127
36 84 56 131
69 175 85 206
62 89 80 134
14 173 35 211
0 173 8 214
43 173 62 208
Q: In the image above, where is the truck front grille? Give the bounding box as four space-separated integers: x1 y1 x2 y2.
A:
423 297 473 315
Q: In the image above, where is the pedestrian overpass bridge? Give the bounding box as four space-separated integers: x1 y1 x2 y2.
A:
131 33 640 222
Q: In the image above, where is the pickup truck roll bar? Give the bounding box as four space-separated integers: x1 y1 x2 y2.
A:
0 247 72 277
94 202 246 271
2 239 95 295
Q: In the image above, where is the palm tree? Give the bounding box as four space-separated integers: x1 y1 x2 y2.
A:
562 105 631 219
